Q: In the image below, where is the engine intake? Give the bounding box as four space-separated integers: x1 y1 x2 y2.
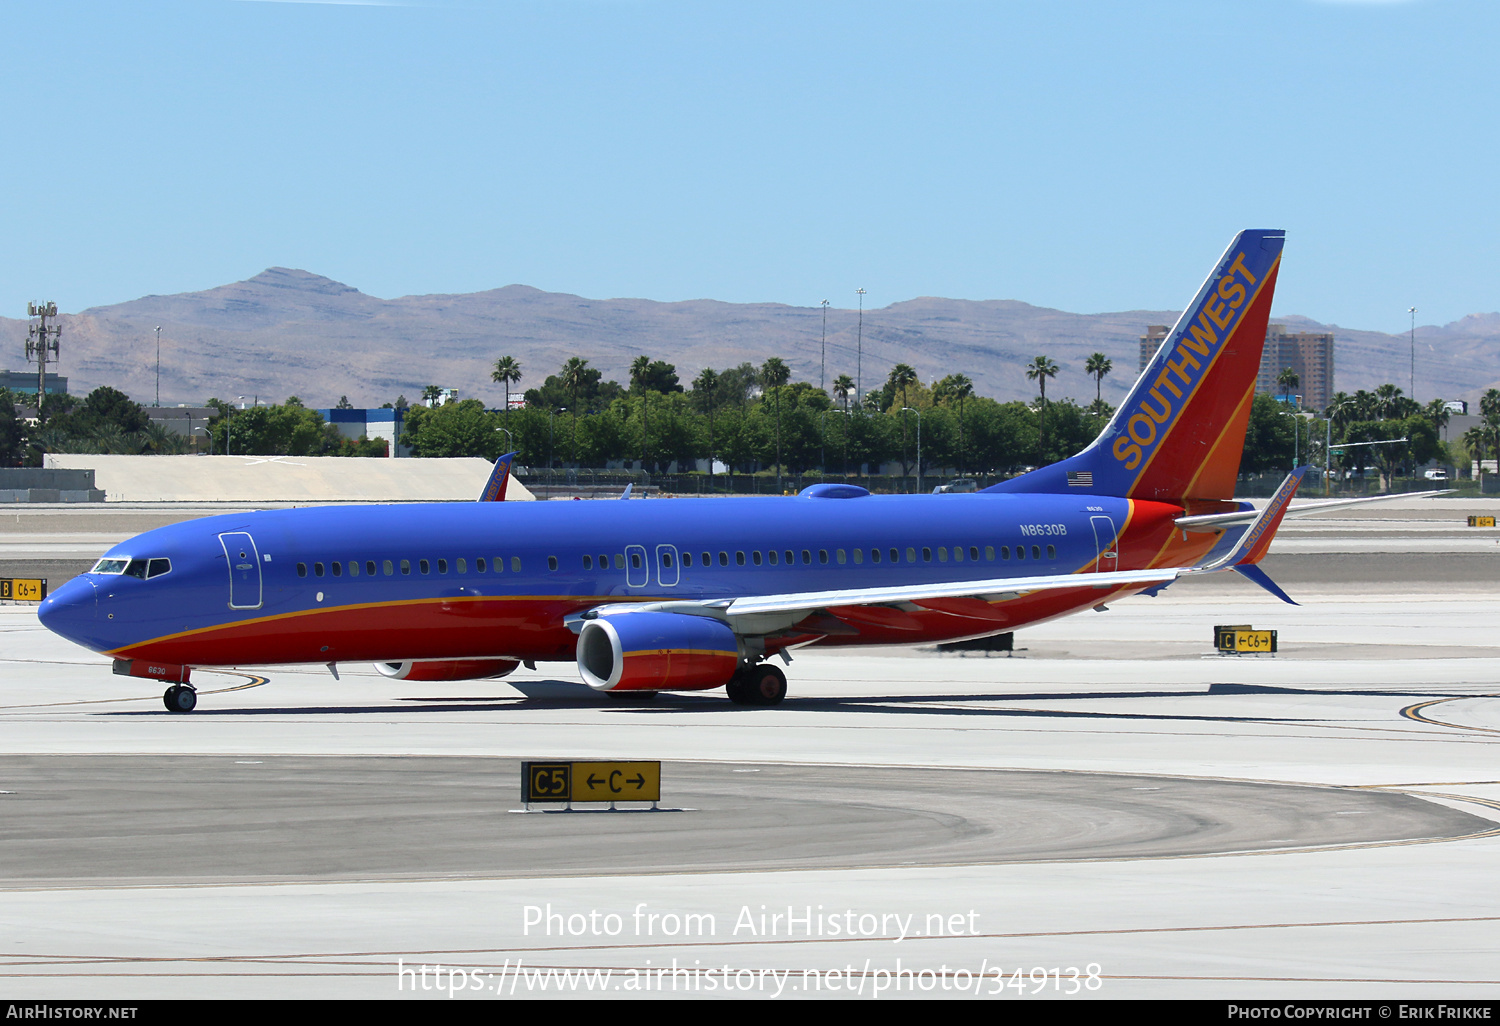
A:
577 612 740 692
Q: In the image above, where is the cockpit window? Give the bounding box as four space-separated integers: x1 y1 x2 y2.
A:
90 556 171 579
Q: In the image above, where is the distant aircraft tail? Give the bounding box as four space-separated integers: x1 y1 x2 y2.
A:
479 452 518 502
986 229 1285 503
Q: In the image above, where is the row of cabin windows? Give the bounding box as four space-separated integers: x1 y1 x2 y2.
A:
575 543 1057 572
295 543 1061 580
296 556 523 579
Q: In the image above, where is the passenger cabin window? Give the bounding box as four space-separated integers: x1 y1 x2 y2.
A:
314 563 325 577
297 563 308 578
457 558 467 574
331 562 342 577
751 551 761 566
384 560 394 575
767 550 778 566
547 556 558 571
583 555 593 570
437 559 448 574
871 549 881 564
1047 545 1056 560
367 560 377 576
401 560 411 575
1032 545 1042 560
347 561 358 577
736 551 746 566
419 559 430 574
511 556 522 573
683 552 693 567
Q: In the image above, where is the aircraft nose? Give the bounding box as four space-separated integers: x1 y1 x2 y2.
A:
37 576 97 639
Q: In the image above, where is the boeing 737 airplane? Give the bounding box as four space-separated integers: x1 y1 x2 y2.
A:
38 229 1385 711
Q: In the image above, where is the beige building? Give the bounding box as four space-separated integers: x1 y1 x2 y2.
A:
1138 325 1170 373
1139 322 1335 412
1256 325 1335 412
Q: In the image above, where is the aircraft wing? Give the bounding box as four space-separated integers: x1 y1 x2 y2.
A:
570 467 1314 636
582 565 1185 639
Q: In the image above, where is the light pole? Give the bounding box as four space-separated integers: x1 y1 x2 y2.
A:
901 407 922 494
154 326 162 407
855 288 866 409
819 299 829 393
1408 306 1416 400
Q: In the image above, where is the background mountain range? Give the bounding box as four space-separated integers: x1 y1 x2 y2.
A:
3 268 1497 411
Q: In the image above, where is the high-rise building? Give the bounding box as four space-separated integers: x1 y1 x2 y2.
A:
1138 325 1170 373
1256 324 1335 412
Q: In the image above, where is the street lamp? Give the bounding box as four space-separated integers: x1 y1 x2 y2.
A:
855 288 866 409
1408 306 1417 400
819 299 829 393
154 326 161 408
901 406 922 494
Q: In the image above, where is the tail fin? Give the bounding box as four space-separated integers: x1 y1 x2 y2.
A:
478 452 518 502
987 229 1285 502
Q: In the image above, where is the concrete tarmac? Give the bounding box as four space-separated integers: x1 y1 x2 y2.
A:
0 498 1498 999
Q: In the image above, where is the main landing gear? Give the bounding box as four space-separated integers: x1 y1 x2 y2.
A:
725 663 787 707
163 684 197 713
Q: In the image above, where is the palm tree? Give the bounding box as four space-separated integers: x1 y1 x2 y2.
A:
561 357 590 464
491 355 521 434
1026 355 1059 462
761 357 790 491
694 367 719 489
1277 367 1300 408
888 363 918 481
935 373 974 478
833 374 854 415
1374 383 1404 420
1085 353 1112 423
832 374 854 475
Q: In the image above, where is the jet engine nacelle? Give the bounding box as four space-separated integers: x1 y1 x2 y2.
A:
577 611 740 692
376 658 520 682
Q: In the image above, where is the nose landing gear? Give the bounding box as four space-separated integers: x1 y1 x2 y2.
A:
163 684 198 713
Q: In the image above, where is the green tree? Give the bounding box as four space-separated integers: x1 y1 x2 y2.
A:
491 355 522 434
1238 393 1297 475
760 357 791 488
1025 356 1060 463
1085 353 1112 417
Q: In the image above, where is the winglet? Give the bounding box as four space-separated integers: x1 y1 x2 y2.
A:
479 452 518 502
1194 466 1308 573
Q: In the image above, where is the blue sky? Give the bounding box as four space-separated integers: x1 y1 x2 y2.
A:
1 0 1493 332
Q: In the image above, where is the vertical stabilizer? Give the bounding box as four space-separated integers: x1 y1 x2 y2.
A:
479 452 518 502
987 229 1284 502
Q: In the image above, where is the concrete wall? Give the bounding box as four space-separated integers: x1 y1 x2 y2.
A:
0 468 105 503
43 455 534 503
